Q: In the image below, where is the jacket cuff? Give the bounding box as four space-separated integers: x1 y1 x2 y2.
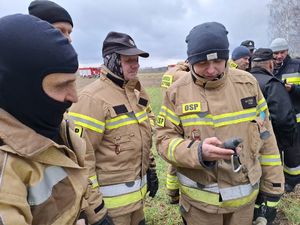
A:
197 141 216 169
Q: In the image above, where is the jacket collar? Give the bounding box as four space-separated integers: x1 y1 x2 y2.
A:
191 67 228 89
250 67 273 77
0 109 82 168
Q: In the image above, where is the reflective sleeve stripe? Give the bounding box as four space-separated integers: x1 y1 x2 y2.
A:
69 112 105 134
159 106 180 125
166 174 179 190
177 172 258 207
297 114 300 123
282 72 300 85
100 175 147 197
135 110 148 123
89 175 99 188
106 112 138 129
167 138 184 163
161 74 173 88
266 201 280 207
282 72 300 79
283 164 300 175
180 108 257 128
259 155 282 166
103 184 147 209
257 98 268 113
28 166 68 206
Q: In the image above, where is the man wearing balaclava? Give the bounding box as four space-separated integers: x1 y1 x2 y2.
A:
69 31 158 225
28 0 73 42
156 22 284 225
0 14 113 225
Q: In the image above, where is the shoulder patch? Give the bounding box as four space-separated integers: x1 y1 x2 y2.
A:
161 74 173 88
241 96 257 109
138 98 148 107
156 115 165 127
74 126 83 138
113 105 128 114
182 102 201 113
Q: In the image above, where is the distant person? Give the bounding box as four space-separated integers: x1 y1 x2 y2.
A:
156 22 284 225
250 48 297 169
270 37 300 192
0 14 112 225
69 31 158 225
28 0 73 42
241 40 255 71
161 61 190 205
229 46 251 71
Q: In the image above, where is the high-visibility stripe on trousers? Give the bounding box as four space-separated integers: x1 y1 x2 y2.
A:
177 173 258 208
100 175 147 209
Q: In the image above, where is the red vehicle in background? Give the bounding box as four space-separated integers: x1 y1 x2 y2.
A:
79 67 101 78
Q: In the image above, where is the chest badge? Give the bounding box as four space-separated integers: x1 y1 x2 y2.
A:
182 102 201 113
241 96 257 109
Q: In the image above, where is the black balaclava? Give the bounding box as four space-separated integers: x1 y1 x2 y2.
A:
0 14 78 140
28 0 73 27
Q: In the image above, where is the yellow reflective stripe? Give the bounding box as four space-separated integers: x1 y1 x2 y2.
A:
296 114 300 123
180 108 256 127
257 98 268 113
285 77 300 85
167 138 184 163
161 74 173 88
103 184 147 209
283 164 300 175
266 201 280 207
106 113 138 130
159 105 180 125
69 112 104 133
259 154 282 166
180 184 258 207
89 175 99 188
135 110 148 123
166 174 179 190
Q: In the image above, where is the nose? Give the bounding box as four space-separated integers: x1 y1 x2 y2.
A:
65 85 78 103
206 63 216 74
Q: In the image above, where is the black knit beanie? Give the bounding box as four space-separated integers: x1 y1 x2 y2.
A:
0 14 78 140
28 0 73 27
186 22 229 65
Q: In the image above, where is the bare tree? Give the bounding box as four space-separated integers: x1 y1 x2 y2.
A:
268 0 300 56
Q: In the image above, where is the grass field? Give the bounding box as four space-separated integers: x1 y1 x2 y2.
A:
144 86 300 225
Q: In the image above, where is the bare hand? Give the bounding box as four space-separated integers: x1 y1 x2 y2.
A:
285 83 292 92
76 219 86 225
201 137 235 161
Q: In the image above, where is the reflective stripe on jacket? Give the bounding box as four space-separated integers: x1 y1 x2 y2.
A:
156 68 284 213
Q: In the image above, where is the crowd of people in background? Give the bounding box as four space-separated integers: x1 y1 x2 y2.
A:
0 1 299 225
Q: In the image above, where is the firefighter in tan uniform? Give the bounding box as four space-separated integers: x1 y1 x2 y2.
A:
69 31 158 225
0 15 111 225
156 22 284 225
161 62 190 204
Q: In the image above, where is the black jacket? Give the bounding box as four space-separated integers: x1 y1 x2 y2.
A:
274 55 300 114
251 67 297 148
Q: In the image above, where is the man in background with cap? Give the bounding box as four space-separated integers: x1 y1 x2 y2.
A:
228 46 251 71
0 14 112 225
28 0 73 42
69 31 158 225
156 22 284 225
270 37 300 192
241 40 255 71
250 48 297 195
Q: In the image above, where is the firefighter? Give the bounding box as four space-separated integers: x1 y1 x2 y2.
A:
161 62 190 204
228 46 251 71
28 0 73 43
156 22 284 225
270 38 300 192
0 14 112 225
69 31 158 225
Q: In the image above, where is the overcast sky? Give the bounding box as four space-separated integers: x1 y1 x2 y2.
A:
0 0 272 68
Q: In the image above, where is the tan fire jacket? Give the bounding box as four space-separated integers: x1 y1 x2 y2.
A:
69 66 154 217
161 61 190 89
156 67 284 214
0 109 106 225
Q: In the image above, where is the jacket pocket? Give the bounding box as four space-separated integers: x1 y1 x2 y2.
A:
113 133 135 154
247 121 263 156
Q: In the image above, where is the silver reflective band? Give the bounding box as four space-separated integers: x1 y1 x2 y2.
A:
284 164 300 172
297 113 300 118
177 172 258 200
27 166 68 205
69 115 105 131
282 72 300 79
100 175 147 197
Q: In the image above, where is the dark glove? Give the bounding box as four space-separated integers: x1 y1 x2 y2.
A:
253 205 277 225
147 168 159 198
92 214 114 225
